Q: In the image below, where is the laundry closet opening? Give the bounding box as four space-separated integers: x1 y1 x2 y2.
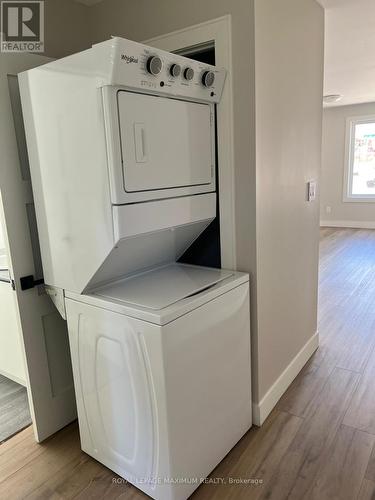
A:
177 46 221 269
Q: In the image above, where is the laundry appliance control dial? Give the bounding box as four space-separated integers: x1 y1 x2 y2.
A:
146 55 163 75
202 71 215 88
184 67 194 81
170 64 181 78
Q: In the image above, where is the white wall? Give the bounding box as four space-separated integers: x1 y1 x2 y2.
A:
321 102 375 227
43 0 91 58
323 0 375 108
253 0 324 418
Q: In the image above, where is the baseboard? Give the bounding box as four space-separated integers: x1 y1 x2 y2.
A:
0 367 27 387
252 332 319 426
320 220 375 229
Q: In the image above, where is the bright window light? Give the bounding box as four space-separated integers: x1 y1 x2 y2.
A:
344 116 375 202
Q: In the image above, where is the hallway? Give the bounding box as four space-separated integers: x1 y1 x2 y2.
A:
1 228 375 499
0 374 31 443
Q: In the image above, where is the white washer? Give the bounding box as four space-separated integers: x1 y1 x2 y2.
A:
65 264 251 500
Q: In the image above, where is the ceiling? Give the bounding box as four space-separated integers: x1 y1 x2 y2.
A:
319 0 375 107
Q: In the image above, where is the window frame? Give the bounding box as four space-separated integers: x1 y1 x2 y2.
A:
343 114 375 203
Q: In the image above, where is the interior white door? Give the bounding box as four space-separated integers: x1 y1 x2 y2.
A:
0 53 77 442
118 91 213 192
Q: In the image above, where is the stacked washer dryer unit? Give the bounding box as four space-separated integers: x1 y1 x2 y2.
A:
19 37 252 500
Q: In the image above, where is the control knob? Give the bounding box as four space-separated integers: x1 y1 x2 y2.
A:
184 67 194 81
146 56 162 75
202 70 215 88
170 64 181 77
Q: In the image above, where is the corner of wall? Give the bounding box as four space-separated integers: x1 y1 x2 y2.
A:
252 331 319 426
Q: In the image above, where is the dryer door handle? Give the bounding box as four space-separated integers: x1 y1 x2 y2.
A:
134 123 148 163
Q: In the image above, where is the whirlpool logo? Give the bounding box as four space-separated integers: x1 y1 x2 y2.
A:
121 54 138 64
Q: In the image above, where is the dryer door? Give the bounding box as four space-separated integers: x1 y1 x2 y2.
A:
105 90 216 204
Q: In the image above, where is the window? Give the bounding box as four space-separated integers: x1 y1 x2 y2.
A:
344 116 375 202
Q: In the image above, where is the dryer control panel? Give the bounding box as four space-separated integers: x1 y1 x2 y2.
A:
95 37 226 103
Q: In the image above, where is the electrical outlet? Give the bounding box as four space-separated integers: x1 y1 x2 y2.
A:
326 205 332 214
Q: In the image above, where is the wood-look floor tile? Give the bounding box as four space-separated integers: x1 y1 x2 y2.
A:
192 410 302 500
59 462 137 500
0 424 33 457
344 346 375 435
26 454 113 499
365 437 375 481
0 375 32 443
0 424 76 484
0 424 82 497
306 425 374 500
259 367 360 500
358 479 375 500
324 311 375 374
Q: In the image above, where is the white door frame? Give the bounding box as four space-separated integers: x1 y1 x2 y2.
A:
144 15 236 270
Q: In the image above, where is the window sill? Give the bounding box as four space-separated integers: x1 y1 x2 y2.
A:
343 196 375 203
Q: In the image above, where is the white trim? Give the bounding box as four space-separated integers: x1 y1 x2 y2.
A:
343 114 375 203
143 15 237 270
342 116 353 202
320 220 375 229
343 198 375 204
252 332 319 426
0 367 27 387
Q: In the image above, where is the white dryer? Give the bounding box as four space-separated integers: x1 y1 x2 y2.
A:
19 37 252 500
19 37 225 294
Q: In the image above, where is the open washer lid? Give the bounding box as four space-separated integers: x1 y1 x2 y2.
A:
91 263 233 311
